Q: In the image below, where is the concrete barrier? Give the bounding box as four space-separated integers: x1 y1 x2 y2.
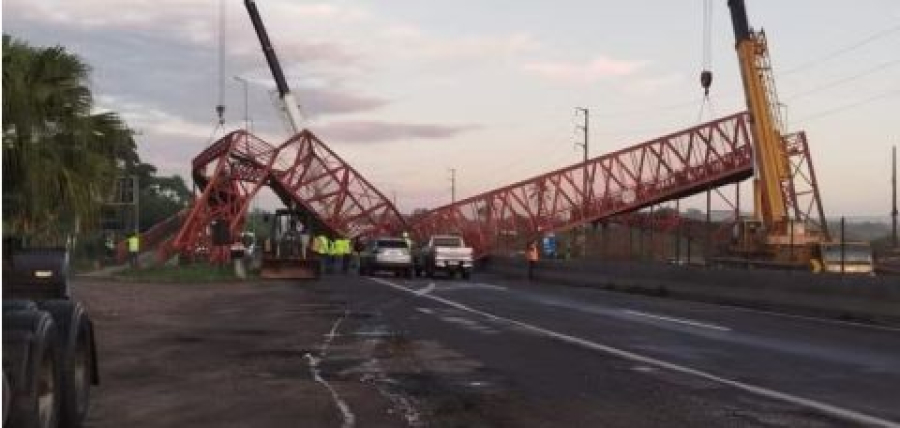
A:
484 256 900 326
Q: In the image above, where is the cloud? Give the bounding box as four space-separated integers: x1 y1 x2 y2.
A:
4 0 367 72
298 87 388 116
382 27 541 62
4 0 215 42
94 95 214 140
313 121 480 143
523 56 648 84
621 74 684 96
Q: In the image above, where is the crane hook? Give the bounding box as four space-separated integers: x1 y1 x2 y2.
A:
216 104 225 125
700 70 713 96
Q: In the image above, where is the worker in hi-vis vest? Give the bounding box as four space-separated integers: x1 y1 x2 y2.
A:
334 236 351 274
312 233 330 274
325 236 338 274
127 232 140 268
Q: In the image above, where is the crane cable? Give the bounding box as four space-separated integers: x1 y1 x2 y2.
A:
698 0 715 122
215 0 227 127
205 0 227 145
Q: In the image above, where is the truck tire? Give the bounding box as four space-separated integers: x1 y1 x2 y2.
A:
3 309 61 428
3 370 10 426
37 300 95 428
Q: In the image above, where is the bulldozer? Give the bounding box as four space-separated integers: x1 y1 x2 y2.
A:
259 209 321 279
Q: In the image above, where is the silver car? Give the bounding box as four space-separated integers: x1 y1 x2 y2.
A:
359 237 414 277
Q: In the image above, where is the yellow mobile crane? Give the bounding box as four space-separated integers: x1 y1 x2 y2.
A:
725 0 873 273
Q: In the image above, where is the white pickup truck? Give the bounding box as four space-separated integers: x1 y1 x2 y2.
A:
415 235 474 279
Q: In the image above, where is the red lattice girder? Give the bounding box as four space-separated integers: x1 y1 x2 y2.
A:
166 129 407 262
409 112 755 258
781 131 828 237
167 131 277 262
270 130 407 238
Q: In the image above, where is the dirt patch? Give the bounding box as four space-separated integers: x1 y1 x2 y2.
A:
73 278 402 428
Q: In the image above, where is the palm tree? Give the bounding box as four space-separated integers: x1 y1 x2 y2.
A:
3 35 137 244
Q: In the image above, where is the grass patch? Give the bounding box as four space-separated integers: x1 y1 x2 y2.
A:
116 263 247 283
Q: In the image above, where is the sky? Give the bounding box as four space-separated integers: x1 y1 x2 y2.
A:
3 0 899 219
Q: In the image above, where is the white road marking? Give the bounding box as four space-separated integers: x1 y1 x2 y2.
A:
368 277 900 428
304 312 356 428
725 305 900 333
476 278 900 332
439 316 499 334
443 282 508 292
353 331 395 338
416 308 435 315
623 309 732 332
415 282 436 295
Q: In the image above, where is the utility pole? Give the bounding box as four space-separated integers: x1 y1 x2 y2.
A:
575 107 590 257
893 145 898 249
575 107 590 214
132 175 140 234
234 76 251 132
449 168 456 203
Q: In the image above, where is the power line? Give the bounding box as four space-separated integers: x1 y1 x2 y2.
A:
784 58 900 101
587 24 900 119
780 23 900 76
794 88 900 124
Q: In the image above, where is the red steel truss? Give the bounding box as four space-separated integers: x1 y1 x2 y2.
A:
153 111 827 264
781 131 828 237
164 129 406 262
409 113 757 258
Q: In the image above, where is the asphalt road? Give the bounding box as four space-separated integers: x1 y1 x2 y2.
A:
320 272 900 427
76 273 900 427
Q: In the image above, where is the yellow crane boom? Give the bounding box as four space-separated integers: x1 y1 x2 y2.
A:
728 0 790 230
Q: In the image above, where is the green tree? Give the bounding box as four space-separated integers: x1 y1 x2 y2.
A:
2 35 138 244
139 173 192 231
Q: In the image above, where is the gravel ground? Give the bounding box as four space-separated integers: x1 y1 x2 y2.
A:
73 277 404 428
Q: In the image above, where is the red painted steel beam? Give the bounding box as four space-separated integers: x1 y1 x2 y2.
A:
409 112 755 258
166 129 407 262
